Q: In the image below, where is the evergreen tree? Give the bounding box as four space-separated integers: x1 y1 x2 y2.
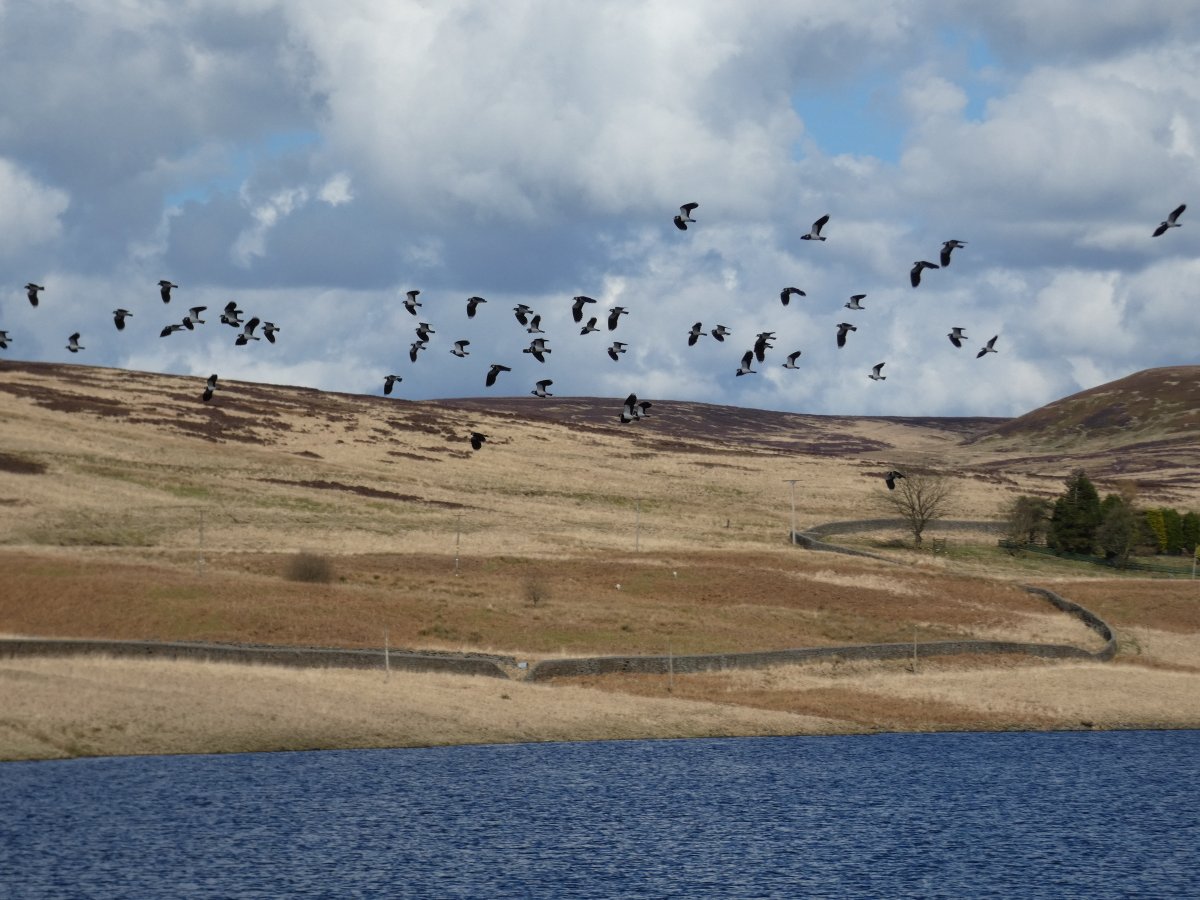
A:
1163 508 1184 555
1047 469 1102 554
1144 508 1168 553
1096 495 1137 565
1182 511 1200 556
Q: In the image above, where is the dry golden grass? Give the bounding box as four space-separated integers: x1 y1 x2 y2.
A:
2 361 1199 760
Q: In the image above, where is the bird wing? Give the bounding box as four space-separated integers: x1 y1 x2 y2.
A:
1170 204 1187 223
812 214 829 234
680 203 698 215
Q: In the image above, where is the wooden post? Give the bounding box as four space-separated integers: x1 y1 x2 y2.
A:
385 627 391 680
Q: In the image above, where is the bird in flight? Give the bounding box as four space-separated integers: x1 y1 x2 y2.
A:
710 324 730 342
781 351 802 369
526 314 545 334
753 332 775 363
884 470 905 490
940 240 967 267
673 202 699 230
607 307 628 330
158 280 178 303
571 295 597 323
220 301 243 327
450 340 470 358
182 306 207 329
383 374 402 395
947 327 968 348
112 309 133 330
25 283 44 307
469 432 488 451
780 286 805 306
836 322 857 348
687 322 705 346
868 362 887 381
1153 204 1186 237
466 296 487 318
415 322 435 343
580 317 599 335
524 338 551 363
800 214 829 241
202 374 219 403
66 332 84 353
513 304 533 326
409 340 426 363
262 322 279 344
976 335 999 358
235 317 262 345
485 364 511 387
403 290 422 316
910 260 939 287
0 330 11 349
735 350 756 376
531 379 553 398
160 323 187 337
607 341 627 361
620 393 651 422
845 294 866 310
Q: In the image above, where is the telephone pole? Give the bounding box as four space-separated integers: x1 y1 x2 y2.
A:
783 480 799 544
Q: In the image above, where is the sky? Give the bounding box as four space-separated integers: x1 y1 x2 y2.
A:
2 1 1199 418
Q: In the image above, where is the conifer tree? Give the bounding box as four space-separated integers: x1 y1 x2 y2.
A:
1047 469 1102 554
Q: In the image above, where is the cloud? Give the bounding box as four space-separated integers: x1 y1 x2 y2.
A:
0 158 69 257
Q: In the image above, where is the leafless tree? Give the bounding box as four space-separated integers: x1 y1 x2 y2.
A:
880 471 954 548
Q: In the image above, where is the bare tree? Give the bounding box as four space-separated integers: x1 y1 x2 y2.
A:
880 471 954 548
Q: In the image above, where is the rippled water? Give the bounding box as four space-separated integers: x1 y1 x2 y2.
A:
2 730 1198 898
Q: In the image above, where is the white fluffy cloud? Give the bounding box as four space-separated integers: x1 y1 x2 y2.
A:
1 2 1198 418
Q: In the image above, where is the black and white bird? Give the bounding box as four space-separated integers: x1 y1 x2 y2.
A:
911 260 939 287
800 214 829 241
451 340 470 357
513 304 533 326
620 393 651 422
112 309 133 330
571 295 597 322
410 340 426 363
781 351 802 369
940 240 967 267
836 322 857 348
403 290 422 316
607 306 628 330
524 338 551 363
262 322 279 344
485 364 511 387
753 332 775 363
531 379 553 398
673 202 699 230
687 322 705 346
25 283 44 306
220 301 243 327
884 470 905 491
947 327 968 348
469 432 488 451
868 362 887 381
182 306 207 329
466 296 487 318
202 373 219 403
383 374 403 395
780 286 806 306
580 316 599 335
415 322 435 343
158 280 178 303
0 329 12 349
736 350 756 376
160 323 186 337
845 294 866 310
607 341 627 361
976 335 999 358
710 324 730 342
235 317 261 345
66 332 83 353
1153 204 1186 237
526 314 545 334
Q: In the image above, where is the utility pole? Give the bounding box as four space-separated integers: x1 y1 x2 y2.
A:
783 480 799 545
197 508 206 577
635 499 641 552
454 513 462 576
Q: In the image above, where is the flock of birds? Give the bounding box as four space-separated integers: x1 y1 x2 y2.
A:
0 201 1187 475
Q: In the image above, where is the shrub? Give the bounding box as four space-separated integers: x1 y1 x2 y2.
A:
284 552 334 583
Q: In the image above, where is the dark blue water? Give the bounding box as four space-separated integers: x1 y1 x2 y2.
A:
2 730 1197 898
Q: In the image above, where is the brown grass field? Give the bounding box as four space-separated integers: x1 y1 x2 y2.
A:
2 360 1199 760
